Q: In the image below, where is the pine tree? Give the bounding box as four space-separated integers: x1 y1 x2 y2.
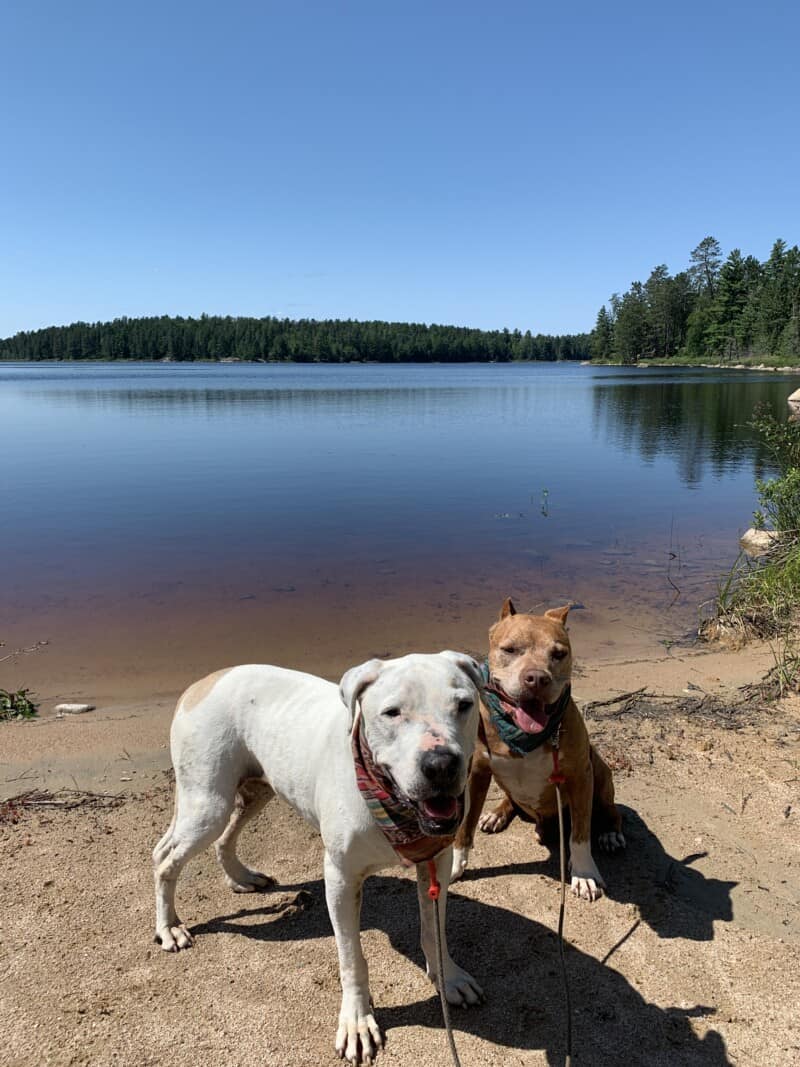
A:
591 306 614 360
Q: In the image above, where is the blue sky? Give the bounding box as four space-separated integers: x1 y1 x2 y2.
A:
2 1 798 338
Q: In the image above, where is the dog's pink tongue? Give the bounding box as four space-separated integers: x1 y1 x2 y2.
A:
423 796 458 820
513 702 548 734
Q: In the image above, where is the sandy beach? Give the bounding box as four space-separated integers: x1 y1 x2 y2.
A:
2 612 799 1067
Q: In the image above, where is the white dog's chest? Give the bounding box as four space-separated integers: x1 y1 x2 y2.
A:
489 745 553 811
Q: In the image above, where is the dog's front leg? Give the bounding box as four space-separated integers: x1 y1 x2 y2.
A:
566 761 605 902
324 853 382 1065
416 848 483 1007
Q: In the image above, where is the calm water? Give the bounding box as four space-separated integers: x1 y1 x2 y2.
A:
1 361 795 668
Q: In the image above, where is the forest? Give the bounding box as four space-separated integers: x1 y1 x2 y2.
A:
591 237 800 363
0 316 589 363
5 236 797 365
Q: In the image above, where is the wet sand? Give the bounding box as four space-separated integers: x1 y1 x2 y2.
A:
0 573 780 799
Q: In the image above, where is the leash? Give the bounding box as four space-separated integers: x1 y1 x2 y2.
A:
427 860 463 1067
549 731 573 1067
481 668 574 1062
424 730 574 1067
355 695 573 1065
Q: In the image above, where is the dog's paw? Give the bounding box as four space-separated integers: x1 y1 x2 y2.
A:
335 994 383 1065
431 963 484 1008
450 846 469 882
155 923 193 951
598 831 626 853
478 809 510 834
570 873 604 902
224 869 276 894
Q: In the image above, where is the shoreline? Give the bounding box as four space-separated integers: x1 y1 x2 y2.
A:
3 356 800 369
0 623 779 801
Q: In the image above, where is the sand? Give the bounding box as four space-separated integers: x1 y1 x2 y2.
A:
1 624 799 1066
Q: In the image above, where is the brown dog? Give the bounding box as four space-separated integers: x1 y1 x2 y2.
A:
451 598 625 899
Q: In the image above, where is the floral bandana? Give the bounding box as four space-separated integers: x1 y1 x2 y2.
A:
351 718 459 866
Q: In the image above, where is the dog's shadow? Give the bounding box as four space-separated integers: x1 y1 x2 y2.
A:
193 862 730 1065
465 804 735 942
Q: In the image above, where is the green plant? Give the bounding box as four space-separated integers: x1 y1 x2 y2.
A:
705 540 800 643
754 468 800 534
747 406 800 535
748 404 800 471
0 688 38 721
767 633 800 697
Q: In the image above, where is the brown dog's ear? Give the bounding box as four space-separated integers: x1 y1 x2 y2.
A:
545 605 570 626
500 597 517 619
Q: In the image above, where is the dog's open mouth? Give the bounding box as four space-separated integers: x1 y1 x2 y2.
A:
416 793 464 834
513 698 550 734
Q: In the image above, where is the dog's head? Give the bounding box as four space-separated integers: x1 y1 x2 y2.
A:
340 651 482 835
487 598 572 733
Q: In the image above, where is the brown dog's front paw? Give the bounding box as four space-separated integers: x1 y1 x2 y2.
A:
571 874 604 902
478 799 515 835
569 842 605 901
450 846 469 881
598 831 626 853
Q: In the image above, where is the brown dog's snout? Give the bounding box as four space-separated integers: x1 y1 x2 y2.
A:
522 668 551 691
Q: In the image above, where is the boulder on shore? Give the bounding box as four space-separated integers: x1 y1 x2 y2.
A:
739 528 780 558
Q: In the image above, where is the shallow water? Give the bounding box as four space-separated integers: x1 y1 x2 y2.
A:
1 361 795 689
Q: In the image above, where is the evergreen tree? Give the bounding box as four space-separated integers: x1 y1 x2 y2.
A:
591 306 614 359
613 282 649 363
689 236 723 298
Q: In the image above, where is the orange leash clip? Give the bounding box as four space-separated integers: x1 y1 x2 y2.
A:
427 858 441 900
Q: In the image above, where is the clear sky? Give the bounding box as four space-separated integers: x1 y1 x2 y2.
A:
2 1 798 338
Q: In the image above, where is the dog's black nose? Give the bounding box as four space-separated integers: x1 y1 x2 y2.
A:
420 747 460 787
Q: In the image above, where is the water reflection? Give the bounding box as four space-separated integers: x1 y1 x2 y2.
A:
30 386 480 419
1 362 795 628
592 375 786 484
27 366 791 490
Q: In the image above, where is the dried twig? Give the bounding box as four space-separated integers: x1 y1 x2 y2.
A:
0 788 125 823
583 687 649 713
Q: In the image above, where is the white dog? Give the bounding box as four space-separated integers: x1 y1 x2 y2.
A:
153 653 484 1064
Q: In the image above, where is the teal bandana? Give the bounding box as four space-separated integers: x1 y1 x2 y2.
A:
481 660 570 755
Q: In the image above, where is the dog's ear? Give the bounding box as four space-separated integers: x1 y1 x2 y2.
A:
500 597 517 619
545 604 570 626
439 651 484 693
339 658 383 730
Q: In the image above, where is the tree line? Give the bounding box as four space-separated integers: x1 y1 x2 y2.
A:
0 315 590 363
591 237 800 363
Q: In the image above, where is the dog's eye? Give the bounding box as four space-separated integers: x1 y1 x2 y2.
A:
457 699 473 714
500 645 517 656
552 647 568 660
382 707 401 719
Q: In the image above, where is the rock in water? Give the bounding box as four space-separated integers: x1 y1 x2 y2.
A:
739 528 780 558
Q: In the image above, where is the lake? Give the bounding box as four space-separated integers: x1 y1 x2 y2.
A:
1 361 795 698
